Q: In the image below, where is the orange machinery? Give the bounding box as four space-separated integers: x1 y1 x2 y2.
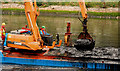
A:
74 0 95 50
5 0 62 51
65 0 95 50
5 0 93 51
77 0 92 39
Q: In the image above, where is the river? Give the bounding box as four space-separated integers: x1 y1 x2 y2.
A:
2 15 119 48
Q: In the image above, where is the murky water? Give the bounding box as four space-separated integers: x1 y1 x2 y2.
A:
2 15 119 48
1 15 119 70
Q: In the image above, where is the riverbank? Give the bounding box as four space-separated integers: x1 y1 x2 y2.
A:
1 8 119 19
1 3 119 19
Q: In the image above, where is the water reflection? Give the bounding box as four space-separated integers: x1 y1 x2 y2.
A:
2 15 119 48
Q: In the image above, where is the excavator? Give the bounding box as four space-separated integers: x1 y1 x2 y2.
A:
3 0 94 51
4 0 62 51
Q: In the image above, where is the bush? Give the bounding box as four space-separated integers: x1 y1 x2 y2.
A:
4 2 9 4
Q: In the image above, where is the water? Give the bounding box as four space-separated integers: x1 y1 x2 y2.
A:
2 15 119 48
1 15 119 70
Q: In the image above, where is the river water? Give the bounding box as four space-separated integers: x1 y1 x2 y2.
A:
1 15 120 70
2 15 119 48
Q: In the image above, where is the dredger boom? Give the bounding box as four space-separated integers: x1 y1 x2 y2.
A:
78 0 87 19
74 0 95 50
78 0 88 33
24 0 42 42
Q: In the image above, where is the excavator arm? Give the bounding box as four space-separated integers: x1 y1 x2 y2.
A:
24 0 42 42
78 0 88 33
74 0 95 50
78 0 87 19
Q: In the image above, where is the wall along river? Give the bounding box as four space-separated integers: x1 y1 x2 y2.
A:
1 15 120 70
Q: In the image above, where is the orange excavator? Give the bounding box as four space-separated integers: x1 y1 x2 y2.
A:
4 0 62 51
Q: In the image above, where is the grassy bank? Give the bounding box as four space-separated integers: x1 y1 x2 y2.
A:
88 12 119 17
1 8 119 17
1 8 24 11
36 2 118 8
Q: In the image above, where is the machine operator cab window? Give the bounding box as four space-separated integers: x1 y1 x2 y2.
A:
40 26 53 46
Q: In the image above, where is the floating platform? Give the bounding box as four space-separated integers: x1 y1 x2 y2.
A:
0 48 120 70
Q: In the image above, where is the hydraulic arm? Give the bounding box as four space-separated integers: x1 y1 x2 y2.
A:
74 0 95 50
78 0 88 33
24 0 43 43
